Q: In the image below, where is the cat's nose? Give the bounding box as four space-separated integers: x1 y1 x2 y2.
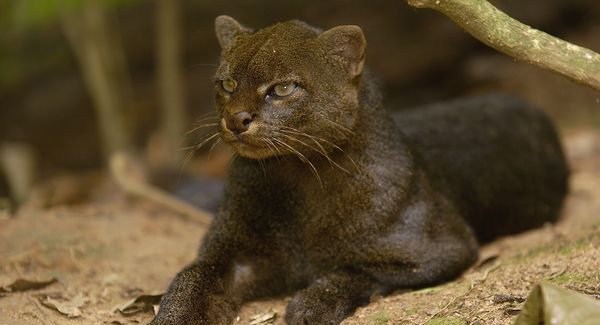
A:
224 111 255 134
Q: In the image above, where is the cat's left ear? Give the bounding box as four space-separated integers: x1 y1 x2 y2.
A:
318 25 366 77
215 15 252 48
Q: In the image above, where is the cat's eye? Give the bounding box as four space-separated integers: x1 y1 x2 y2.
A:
221 79 237 93
271 82 298 97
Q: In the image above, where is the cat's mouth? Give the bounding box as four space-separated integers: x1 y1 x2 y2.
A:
219 118 291 159
220 129 278 159
220 125 265 148
224 137 262 149
225 138 277 159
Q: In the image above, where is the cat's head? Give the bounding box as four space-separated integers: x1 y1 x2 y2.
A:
212 16 366 160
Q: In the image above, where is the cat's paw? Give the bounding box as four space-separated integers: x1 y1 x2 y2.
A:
149 293 237 325
147 313 203 325
146 318 168 325
284 287 355 325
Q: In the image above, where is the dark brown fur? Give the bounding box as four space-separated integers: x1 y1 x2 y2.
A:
149 17 568 325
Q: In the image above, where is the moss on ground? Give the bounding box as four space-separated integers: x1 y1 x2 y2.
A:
371 311 391 324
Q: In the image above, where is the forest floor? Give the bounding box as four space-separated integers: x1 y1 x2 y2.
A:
0 129 599 325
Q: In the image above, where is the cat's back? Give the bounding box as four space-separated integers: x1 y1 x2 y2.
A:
393 94 569 242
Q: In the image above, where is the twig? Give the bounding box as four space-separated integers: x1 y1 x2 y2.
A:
406 0 600 91
470 261 501 290
419 294 462 325
419 261 501 325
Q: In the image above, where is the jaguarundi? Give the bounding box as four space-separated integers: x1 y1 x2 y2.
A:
149 16 569 325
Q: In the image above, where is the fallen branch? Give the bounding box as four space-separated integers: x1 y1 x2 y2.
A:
109 152 212 226
406 0 600 91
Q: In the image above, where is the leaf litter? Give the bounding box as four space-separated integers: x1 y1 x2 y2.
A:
116 293 163 316
0 278 57 294
249 310 277 325
39 292 88 318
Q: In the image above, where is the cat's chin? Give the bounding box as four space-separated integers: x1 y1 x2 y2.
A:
231 142 279 160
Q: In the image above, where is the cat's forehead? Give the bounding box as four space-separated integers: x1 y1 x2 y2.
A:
217 21 322 81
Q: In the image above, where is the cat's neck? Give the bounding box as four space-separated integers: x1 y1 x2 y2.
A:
357 70 384 118
351 70 399 150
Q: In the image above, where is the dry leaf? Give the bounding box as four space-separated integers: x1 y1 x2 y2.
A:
249 310 277 325
116 293 163 316
39 293 87 318
0 278 57 293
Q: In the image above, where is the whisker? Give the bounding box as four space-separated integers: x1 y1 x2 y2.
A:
283 131 351 175
276 133 318 153
178 114 219 144
207 138 222 158
178 132 220 177
180 132 220 151
183 123 218 137
257 158 267 178
273 138 322 187
228 152 240 169
179 148 196 177
320 123 350 141
259 137 283 164
326 120 355 135
277 127 358 173
276 131 350 175
278 126 343 150
192 111 219 122
190 118 219 127
259 138 279 160
265 138 283 156
278 127 335 154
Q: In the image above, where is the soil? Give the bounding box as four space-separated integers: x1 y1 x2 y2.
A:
1 129 599 325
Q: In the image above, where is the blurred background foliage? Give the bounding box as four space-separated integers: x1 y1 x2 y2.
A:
0 0 599 207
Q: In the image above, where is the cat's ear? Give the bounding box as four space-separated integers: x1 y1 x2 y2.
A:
215 15 251 48
318 25 366 77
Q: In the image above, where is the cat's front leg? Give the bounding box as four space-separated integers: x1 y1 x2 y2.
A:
149 218 244 325
149 258 239 325
285 270 378 325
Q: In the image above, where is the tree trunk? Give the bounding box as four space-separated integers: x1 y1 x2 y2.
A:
60 0 133 159
156 0 187 168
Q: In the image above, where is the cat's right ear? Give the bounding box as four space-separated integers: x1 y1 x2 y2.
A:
318 25 366 77
215 15 251 48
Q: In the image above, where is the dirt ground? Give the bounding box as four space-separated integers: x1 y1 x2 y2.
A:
1 129 599 325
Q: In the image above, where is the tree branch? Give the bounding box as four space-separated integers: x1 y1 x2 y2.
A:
407 0 600 91
110 152 212 226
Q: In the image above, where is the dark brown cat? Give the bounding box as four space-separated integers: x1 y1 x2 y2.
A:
149 16 568 325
